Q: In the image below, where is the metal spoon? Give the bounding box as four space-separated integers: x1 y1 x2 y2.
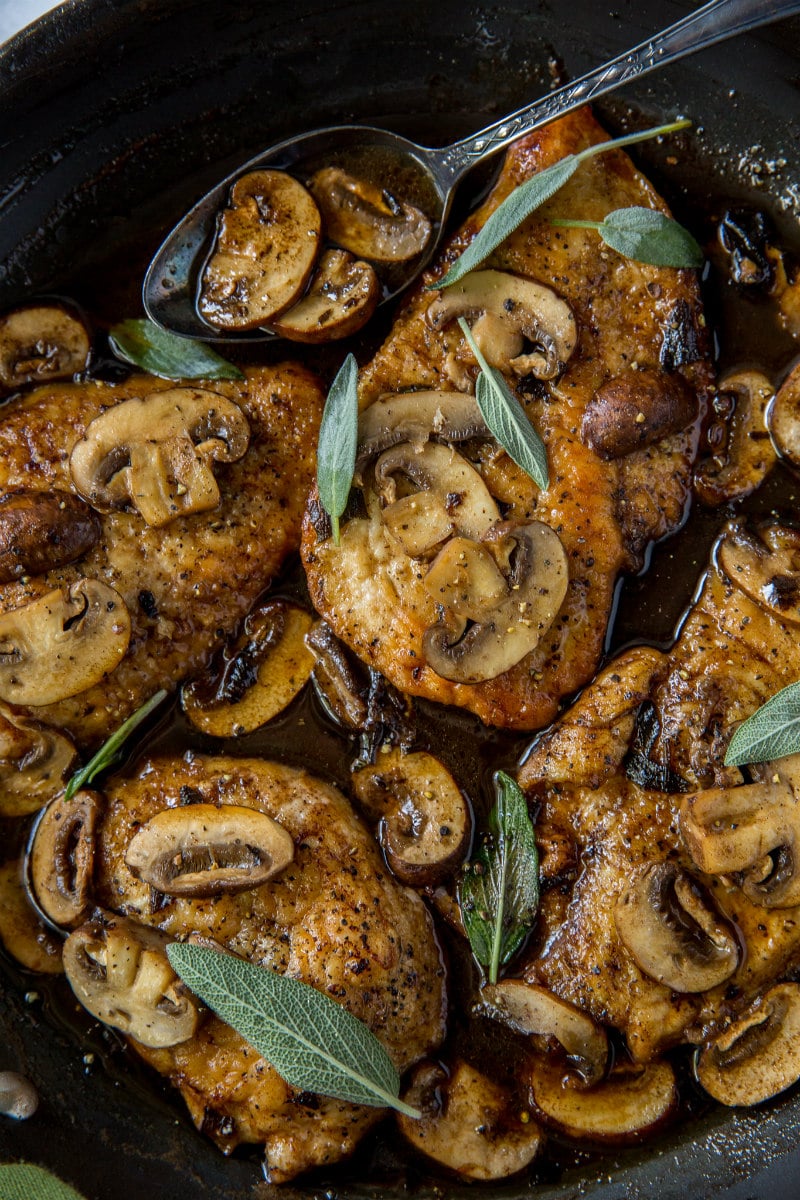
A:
144 0 800 343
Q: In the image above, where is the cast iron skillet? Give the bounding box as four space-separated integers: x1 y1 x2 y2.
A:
1 2 800 1197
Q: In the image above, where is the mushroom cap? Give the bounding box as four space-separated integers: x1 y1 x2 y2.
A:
354 390 489 482
0 1071 39 1120
0 304 90 390
0 488 101 584
581 368 698 461
695 983 800 1106
0 579 131 706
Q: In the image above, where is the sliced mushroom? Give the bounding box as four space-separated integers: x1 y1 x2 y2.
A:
199 170 322 330
305 619 368 729
69 388 250 527
581 368 698 460
695 983 800 1106
355 391 489 483
614 862 739 993
0 703 77 817
0 489 101 583
768 360 800 468
695 369 775 505
63 912 201 1048
29 789 103 929
423 521 568 683
680 767 800 908
270 249 380 342
351 748 470 885
0 304 90 391
124 803 294 897
0 579 131 706
0 1072 39 1120
423 536 508 621
0 860 63 974
476 981 608 1086
309 166 431 263
426 269 577 380
397 1060 544 1180
527 1056 678 1143
182 600 315 736
374 441 500 557
717 524 800 624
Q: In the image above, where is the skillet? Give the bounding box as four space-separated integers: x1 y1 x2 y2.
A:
1 1 800 1196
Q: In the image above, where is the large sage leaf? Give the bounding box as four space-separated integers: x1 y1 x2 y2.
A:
0 1164 88 1200
316 353 359 545
725 680 800 766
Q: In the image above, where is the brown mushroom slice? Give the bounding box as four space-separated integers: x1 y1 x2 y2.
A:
29 789 103 929
527 1056 678 1143
198 169 322 330
63 913 201 1048
308 167 431 263
695 983 800 1106
614 862 739 993
182 600 315 736
581 368 698 460
125 803 294 897
717 525 800 624
355 391 490 481
351 748 470 886
397 1060 544 1181
374 442 500 557
0 579 131 707
270 249 380 342
769 360 800 468
0 304 90 391
0 703 77 817
305 619 368 730
423 522 569 683
0 489 101 584
476 981 608 1086
69 388 250 527
426 269 577 380
423 537 508 621
680 769 800 908
695 369 775 505
0 860 63 974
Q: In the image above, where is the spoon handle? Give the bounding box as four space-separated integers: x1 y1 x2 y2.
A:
431 0 800 185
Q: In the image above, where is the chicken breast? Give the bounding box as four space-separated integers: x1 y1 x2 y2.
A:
76 754 446 1182
518 520 800 1062
302 108 712 729
0 365 322 746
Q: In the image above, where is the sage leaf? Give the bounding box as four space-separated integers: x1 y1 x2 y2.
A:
552 207 702 268
458 318 548 489
725 680 800 766
167 943 421 1118
433 118 691 289
109 318 244 380
317 353 359 545
0 1164 88 1200
64 689 168 801
457 771 539 984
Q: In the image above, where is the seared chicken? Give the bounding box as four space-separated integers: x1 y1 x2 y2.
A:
302 108 712 729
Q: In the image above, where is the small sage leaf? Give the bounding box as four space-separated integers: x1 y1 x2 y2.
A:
317 353 359 545
725 680 800 766
109 319 244 380
553 207 702 268
0 1164 88 1200
167 943 421 1117
64 689 168 801
457 771 539 985
433 119 691 289
458 318 548 489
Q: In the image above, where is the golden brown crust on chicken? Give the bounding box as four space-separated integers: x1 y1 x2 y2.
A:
302 109 711 730
519 521 800 1062
0 365 322 746
91 754 446 1182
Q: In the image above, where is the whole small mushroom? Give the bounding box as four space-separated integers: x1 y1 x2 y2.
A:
0 1071 39 1120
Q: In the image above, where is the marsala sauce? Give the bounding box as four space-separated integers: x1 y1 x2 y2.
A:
2 106 800 1195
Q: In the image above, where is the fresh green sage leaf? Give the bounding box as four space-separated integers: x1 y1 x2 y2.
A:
725 680 800 766
551 206 703 268
458 318 548 489
0 1164 88 1200
457 771 539 985
109 318 244 380
317 353 359 545
167 943 420 1117
433 118 691 290
64 689 168 801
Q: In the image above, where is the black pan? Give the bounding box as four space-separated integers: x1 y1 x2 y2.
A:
1 2 800 1197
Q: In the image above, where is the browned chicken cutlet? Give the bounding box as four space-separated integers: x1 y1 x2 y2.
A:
0 365 322 747
302 108 712 730
518 520 800 1062
74 755 446 1182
